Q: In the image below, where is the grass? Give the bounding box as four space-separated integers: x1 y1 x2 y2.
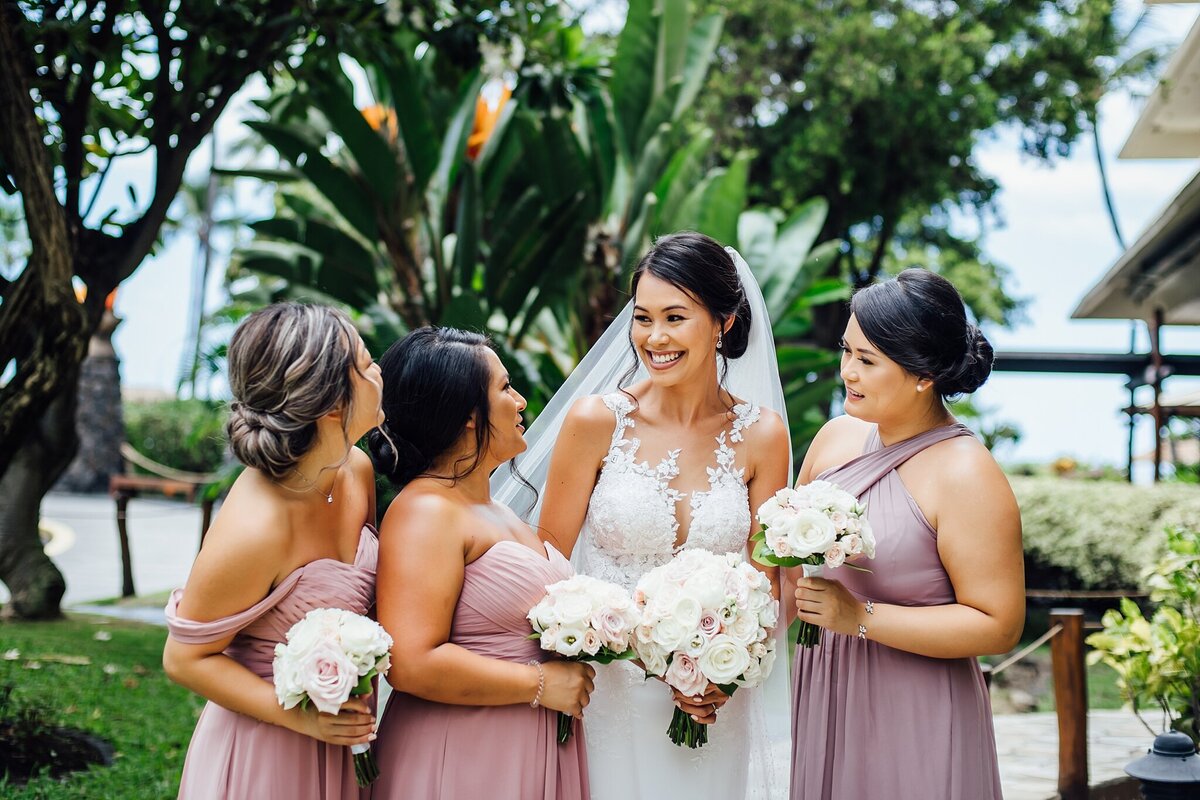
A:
0 614 202 799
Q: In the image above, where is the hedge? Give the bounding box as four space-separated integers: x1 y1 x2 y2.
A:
1012 476 1200 591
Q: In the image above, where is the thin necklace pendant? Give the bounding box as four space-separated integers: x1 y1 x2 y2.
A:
325 493 334 504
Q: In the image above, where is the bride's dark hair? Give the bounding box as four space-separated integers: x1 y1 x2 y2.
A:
631 231 752 357
617 231 750 400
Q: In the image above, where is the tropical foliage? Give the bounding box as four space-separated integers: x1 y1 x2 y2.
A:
226 0 846 455
1087 526 1200 743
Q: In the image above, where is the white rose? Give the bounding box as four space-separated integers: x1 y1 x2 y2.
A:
670 595 703 631
647 582 682 619
686 632 710 658
843 534 864 556
651 618 688 652
860 521 877 558
682 567 728 610
637 642 669 676
634 624 656 646
824 543 846 569
697 634 752 685
785 509 838 556
759 642 778 680
758 599 779 630
756 497 789 529
736 657 763 688
728 611 761 646
829 510 849 531
338 615 392 676
664 653 708 695
552 591 593 627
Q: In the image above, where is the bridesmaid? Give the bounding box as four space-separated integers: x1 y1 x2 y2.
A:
162 303 384 798
790 269 1023 799
367 327 594 799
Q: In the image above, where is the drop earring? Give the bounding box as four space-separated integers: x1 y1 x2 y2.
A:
716 332 723 351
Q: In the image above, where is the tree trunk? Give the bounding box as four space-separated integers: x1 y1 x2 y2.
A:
0 389 78 619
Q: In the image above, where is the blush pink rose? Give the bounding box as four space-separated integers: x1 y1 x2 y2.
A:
699 612 722 638
664 653 707 696
299 641 359 714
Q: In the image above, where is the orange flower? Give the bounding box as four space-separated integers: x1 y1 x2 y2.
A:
362 104 398 144
466 84 512 160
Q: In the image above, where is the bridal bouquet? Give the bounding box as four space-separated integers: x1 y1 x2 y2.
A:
528 574 639 743
753 481 875 647
273 608 392 787
632 549 779 748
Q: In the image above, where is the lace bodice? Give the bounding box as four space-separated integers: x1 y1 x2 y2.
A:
577 393 761 591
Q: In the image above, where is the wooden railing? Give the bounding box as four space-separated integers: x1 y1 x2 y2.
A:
984 608 1090 800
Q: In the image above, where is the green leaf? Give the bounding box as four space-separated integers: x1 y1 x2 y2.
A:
762 198 830 312
247 121 379 242
610 0 657 159
454 159 481 291
653 129 712 234
309 64 400 207
426 71 487 243
381 50 440 190
654 0 689 101
697 152 751 246
675 13 724 118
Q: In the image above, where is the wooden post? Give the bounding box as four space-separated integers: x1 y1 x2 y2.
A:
114 490 135 598
1149 308 1165 483
1051 609 1088 800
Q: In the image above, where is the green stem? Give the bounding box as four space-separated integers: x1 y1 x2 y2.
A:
796 620 821 648
557 712 574 744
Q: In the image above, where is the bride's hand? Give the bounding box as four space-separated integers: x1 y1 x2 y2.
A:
670 682 730 725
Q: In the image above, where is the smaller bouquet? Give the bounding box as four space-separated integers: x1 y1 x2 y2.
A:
632 549 779 748
273 608 393 787
753 481 875 648
528 574 639 743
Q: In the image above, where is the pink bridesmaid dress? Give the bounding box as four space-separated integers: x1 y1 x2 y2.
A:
791 423 1003 799
165 526 378 800
369 539 590 799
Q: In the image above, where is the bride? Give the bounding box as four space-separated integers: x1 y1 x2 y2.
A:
494 232 793 799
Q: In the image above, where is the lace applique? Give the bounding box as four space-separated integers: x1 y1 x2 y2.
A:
579 395 761 592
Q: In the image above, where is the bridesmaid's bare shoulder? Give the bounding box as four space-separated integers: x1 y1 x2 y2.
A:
798 414 873 484
379 486 473 556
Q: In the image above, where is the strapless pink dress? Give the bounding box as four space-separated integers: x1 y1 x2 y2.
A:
369 540 590 799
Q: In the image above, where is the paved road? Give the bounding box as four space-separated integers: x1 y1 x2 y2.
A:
0 491 207 610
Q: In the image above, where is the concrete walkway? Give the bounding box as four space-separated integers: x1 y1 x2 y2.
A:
994 710 1150 800
3 493 1158 798
0 491 208 618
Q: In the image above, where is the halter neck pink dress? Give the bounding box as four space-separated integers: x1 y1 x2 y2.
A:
165 525 378 800
791 423 1003 799
369 539 590 799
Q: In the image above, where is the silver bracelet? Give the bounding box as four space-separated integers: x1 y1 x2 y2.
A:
865 600 875 615
528 661 545 708
857 624 868 640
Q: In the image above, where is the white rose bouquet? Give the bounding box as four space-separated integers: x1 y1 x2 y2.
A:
272 608 392 787
753 481 875 647
631 549 779 748
528 574 638 743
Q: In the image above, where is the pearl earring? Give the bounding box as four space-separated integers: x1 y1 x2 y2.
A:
716 332 723 351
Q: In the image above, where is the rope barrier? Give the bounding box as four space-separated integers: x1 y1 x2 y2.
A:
988 623 1064 677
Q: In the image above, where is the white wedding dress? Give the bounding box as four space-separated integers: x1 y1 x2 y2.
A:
575 392 784 800
491 246 791 800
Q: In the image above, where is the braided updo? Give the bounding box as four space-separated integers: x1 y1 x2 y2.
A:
225 303 359 480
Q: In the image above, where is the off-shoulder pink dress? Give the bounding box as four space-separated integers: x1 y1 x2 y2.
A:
369 539 590 799
165 525 378 800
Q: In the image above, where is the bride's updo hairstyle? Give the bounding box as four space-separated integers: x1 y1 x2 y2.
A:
631 231 752 359
225 303 361 480
368 326 494 488
850 268 994 398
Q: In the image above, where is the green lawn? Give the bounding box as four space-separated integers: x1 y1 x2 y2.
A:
0 614 202 799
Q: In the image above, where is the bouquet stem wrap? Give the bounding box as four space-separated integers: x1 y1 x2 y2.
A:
796 563 824 648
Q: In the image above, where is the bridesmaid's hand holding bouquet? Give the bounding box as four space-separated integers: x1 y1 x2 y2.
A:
272 608 392 787
528 574 638 743
753 481 875 647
